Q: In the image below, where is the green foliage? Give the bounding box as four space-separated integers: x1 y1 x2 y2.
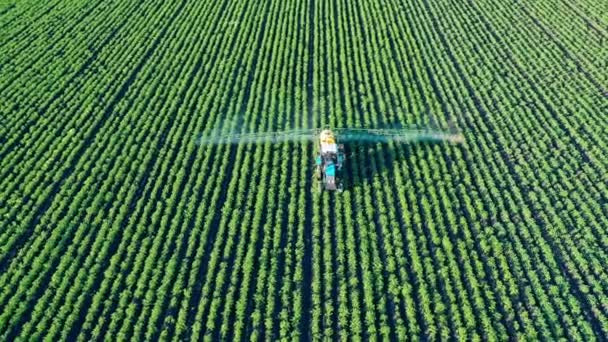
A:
0 0 607 340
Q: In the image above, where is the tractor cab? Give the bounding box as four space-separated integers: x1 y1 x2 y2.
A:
324 162 337 190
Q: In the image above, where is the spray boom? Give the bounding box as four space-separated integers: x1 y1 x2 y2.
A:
196 128 463 145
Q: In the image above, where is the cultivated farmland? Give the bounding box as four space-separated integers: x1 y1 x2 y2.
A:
0 0 607 340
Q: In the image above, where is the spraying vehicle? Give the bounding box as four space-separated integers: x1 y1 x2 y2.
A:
197 126 463 192
315 130 346 191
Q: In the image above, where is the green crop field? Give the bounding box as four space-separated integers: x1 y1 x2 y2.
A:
1 0 607 340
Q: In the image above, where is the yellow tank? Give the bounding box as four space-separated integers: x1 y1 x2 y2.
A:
319 130 337 154
319 130 336 144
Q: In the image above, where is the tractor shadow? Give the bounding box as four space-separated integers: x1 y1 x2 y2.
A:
344 142 417 190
